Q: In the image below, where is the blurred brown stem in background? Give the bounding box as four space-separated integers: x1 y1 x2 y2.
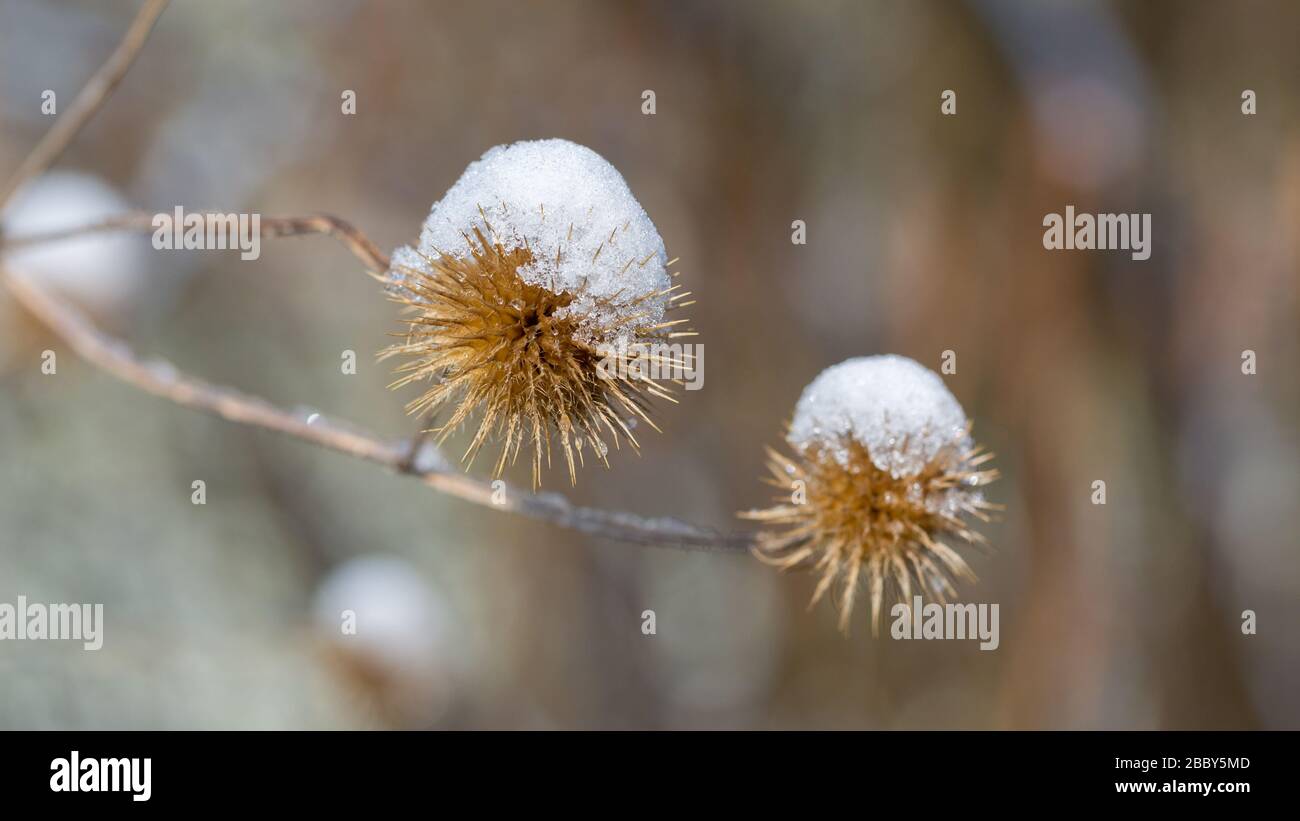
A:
0 0 755 554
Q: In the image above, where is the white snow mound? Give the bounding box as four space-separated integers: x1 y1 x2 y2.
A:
390 139 670 332
788 355 973 478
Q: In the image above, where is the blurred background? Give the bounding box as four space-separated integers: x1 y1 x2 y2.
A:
0 0 1296 729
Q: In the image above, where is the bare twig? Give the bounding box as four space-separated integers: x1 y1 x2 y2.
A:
256 213 390 273
1 268 753 552
0 0 756 552
0 0 170 209
1 211 391 273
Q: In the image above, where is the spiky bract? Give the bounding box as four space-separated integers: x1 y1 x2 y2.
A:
382 230 692 487
742 432 998 633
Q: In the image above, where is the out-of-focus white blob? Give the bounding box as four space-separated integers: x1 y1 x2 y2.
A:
313 554 447 678
2 171 150 317
312 555 454 725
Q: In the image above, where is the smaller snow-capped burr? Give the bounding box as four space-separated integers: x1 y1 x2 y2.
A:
381 139 695 488
742 355 999 633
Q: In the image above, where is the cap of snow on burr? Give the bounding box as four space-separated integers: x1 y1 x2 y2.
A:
393 138 671 329
787 355 973 477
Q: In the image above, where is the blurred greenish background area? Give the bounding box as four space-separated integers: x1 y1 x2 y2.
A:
0 0 1296 729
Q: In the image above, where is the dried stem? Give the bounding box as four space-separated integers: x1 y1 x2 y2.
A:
2 266 752 552
0 0 170 210
2 211 391 273
0 0 755 552
257 213 390 273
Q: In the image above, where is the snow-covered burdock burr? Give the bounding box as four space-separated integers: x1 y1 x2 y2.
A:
381 139 693 488
741 355 999 633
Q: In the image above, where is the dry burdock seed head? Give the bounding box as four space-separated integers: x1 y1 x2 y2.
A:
740 355 999 634
380 139 694 488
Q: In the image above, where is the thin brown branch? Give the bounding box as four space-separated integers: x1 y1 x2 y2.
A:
0 0 170 210
0 211 391 273
0 268 755 552
257 213 390 273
